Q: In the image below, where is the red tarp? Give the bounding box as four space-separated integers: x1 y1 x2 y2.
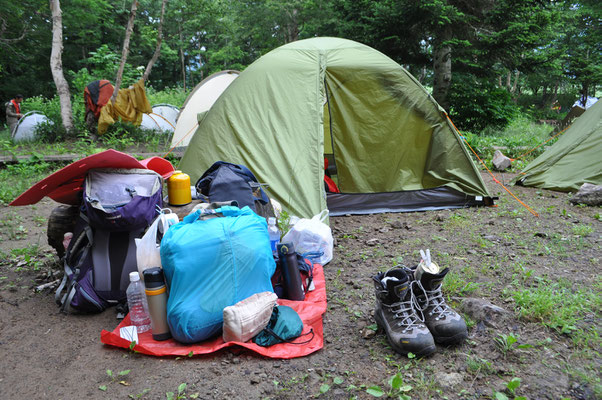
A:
101 264 327 359
10 149 174 206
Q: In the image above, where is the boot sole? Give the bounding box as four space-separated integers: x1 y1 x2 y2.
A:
374 312 436 357
434 331 468 345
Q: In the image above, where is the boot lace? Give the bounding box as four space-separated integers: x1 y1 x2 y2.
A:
423 285 452 320
383 281 426 333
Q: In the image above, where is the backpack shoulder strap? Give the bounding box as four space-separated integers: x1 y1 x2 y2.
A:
55 213 94 312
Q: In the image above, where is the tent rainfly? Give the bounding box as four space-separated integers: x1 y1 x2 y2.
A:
179 37 494 218
12 111 53 142
170 70 239 149
513 98 602 192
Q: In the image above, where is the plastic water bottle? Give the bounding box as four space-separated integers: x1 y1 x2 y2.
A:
267 217 280 253
126 272 151 333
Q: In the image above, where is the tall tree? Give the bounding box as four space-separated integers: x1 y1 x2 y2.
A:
49 0 74 131
561 0 602 106
142 0 167 81
112 0 139 103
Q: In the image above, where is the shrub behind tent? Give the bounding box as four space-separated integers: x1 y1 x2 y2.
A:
140 104 179 133
170 70 239 149
179 37 493 218
12 111 53 142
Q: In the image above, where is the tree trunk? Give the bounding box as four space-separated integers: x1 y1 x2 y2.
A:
49 0 74 132
142 0 167 82
419 66 427 83
112 0 139 103
510 71 520 102
432 26 452 111
580 84 589 107
285 8 299 43
550 80 559 105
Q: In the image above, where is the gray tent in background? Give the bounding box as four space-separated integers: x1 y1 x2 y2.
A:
140 104 179 133
12 111 53 142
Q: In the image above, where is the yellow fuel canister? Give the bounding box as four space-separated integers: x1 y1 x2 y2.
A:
167 170 192 206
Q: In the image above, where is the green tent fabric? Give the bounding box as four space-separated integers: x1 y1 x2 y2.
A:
513 99 602 192
179 37 492 218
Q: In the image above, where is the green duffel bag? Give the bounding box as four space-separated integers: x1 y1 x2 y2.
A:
253 305 313 347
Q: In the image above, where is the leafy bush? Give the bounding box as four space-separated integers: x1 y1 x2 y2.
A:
448 75 520 132
21 95 85 140
146 86 187 108
84 44 143 87
462 115 555 165
517 91 580 121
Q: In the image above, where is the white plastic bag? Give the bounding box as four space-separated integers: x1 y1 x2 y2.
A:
135 211 179 275
281 209 333 265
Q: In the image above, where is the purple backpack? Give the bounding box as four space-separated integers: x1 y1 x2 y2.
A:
55 168 162 313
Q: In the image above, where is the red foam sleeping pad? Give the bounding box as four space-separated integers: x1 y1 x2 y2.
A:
101 263 327 359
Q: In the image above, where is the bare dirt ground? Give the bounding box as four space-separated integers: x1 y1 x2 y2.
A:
0 172 600 400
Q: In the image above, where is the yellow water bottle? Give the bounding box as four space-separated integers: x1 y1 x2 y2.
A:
167 170 192 206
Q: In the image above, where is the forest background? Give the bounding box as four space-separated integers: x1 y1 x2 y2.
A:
0 0 600 139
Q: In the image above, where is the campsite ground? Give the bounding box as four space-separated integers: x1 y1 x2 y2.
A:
0 171 600 400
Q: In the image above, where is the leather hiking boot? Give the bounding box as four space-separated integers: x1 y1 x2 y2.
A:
373 269 436 357
412 265 468 345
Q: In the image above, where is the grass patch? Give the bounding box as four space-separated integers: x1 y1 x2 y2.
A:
0 156 62 205
441 269 480 298
572 224 594 237
509 278 601 340
464 117 555 164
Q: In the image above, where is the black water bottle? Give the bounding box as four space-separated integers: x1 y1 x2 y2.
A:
277 243 305 301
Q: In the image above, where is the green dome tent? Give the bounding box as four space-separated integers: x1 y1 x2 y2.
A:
179 37 493 218
513 99 601 192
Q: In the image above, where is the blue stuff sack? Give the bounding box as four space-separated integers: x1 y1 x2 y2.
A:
160 206 276 343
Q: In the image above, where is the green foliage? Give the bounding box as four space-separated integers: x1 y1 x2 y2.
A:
510 281 600 336
448 75 520 132
146 86 188 108
0 156 58 205
166 383 188 400
492 377 526 400
86 44 143 86
494 333 533 357
100 368 131 391
20 95 85 140
366 372 412 399
0 0 600 144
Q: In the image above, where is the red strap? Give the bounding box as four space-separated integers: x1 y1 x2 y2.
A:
11 99 20 114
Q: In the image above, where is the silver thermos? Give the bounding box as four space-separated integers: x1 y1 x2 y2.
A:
143 267 172 341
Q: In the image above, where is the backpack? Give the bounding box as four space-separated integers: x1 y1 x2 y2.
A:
195 161 275 218
55 168 162 313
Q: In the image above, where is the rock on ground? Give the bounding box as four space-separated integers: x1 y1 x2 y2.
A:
570 183 602 206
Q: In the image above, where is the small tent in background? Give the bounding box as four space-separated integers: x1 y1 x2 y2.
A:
179 37 493 218
573 96 598 110
170 70 239 149
140 104 179 133
12 111 53 142
513 99 602 192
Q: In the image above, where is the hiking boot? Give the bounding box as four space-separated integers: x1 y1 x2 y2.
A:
373 269 436 357
411 265 468 345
